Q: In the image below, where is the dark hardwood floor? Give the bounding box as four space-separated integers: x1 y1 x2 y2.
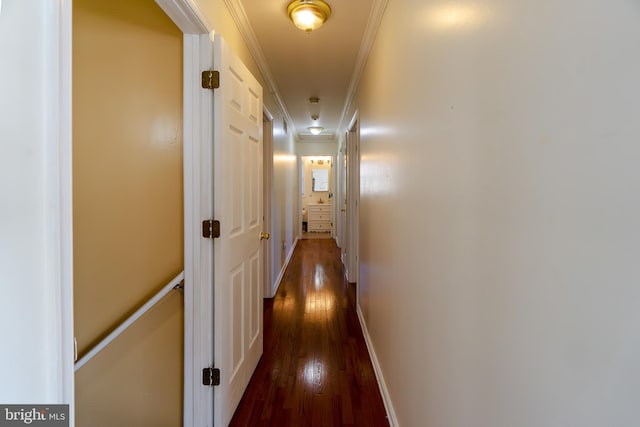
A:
229 239 389 427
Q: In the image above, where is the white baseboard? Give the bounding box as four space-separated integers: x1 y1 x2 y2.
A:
270 237 299 297
356 305 399 427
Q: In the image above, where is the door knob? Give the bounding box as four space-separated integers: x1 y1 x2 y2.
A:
340 209 346 212
260 232 270 240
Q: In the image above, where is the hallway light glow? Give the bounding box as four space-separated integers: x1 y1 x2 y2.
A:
424 4 486 31
288 0 332 33
308 126 324 135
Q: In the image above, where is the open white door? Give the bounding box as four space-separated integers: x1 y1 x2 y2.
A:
212 36 264 426
345 114 360 284
339 140 348 265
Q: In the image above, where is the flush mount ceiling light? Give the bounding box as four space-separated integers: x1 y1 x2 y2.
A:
288 0 332 33
308 127 324 135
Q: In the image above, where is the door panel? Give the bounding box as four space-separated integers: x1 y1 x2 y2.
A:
345 121 360 284
213 36 264 427
340 139 348 265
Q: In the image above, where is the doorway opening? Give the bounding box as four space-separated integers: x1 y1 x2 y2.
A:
300 155 334 239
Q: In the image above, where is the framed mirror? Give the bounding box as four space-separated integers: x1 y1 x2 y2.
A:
312 169 329 192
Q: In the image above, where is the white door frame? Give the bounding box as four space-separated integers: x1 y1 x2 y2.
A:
298 154 337 238
47 0 74 415
263 109 275 297
337 139 347 256
346 111 360 285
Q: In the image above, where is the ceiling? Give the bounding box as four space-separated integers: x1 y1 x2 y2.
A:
225 0 387 140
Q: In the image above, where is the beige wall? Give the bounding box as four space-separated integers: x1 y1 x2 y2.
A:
73 0 183 425
352 0 640 426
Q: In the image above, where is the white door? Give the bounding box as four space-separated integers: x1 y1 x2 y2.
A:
346 117 360 284
212 36 264 426
339 140 348 266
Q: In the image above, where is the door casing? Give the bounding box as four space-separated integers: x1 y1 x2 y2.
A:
263 110 275 297
345 112 360 285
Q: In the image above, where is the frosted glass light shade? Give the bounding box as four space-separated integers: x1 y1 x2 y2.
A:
288 0 332 33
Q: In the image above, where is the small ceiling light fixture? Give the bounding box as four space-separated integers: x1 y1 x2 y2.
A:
311 114 319 121
309 97 320 104
288 0 332 33
308 126 324 135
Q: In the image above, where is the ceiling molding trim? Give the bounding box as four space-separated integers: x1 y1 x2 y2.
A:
336 0 389 134
223 0 297 134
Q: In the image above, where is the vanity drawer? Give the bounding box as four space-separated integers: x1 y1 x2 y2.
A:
308 213 330 221
308 221 331 231
308 205 331 214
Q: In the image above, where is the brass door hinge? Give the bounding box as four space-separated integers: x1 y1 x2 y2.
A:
202 70 220 89
202 219 220 239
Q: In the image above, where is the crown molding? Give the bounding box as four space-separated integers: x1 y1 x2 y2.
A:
223 0 296 134
337 0 389 134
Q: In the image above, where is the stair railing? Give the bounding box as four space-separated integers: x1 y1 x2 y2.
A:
74 271 184 372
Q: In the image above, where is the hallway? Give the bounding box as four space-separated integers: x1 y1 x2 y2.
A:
230 239 389 426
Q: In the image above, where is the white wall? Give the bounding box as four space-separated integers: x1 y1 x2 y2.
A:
0 0 73 404
352 0 640 426
297 139 337 157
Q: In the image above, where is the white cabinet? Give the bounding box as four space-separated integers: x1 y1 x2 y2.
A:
307 204 331 232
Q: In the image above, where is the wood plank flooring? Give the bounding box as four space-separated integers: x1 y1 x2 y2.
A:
229 239 389 427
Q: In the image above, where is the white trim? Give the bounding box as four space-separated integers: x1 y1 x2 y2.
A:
356 306 399 427
348 110 359 132
345 111 360 285
182 34 198 427
74 272 185 372
271 238 299 297
155 0 211 33
337 0 389 134
182 32 215 427
47 0 74 413
336 136 346 255
263 109 275 298
223 0 296 134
